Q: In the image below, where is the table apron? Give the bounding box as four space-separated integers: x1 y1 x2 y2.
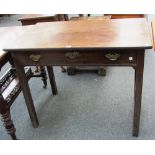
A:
11 49 140 67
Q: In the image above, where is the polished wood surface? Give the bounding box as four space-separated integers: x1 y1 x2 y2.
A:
63 14 110 74
0 26 26 50
19 14 67 72
1 18 151 51
151 21 155 50
0 18 152 138
0 26 22 67
0 26 26 67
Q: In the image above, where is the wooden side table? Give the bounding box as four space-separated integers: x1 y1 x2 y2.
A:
2 19 152 138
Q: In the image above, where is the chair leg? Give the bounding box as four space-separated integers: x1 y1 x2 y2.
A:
0 96 17 140
47 66 58 95
40 66 47 88
1 110 17 140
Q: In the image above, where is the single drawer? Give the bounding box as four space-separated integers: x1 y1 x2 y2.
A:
11 49 137 66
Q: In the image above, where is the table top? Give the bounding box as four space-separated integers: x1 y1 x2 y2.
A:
0 25 32 51
0 18 152 52
18 14 57 21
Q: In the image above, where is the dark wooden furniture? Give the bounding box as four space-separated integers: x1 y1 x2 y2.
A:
1 18 152 138
0 26 47 139
18 14 67 72
0 51 17 140
18 14 67 25
0 50 36 140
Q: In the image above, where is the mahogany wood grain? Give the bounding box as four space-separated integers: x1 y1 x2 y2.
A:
19 14 67 72
11 60 39 128
133 50 145 137
67 14 111 75
2 19 152 51
0 26 22 70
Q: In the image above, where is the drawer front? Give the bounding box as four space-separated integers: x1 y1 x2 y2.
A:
12 49 137 66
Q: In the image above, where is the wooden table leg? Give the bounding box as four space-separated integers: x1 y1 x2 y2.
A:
0 95 17 140
133 50 145 137
47 66 58 95
14 64 39 128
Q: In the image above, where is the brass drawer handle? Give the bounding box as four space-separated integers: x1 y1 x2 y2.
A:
105 53 120 61
29 55 41 62
65 52 80 59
